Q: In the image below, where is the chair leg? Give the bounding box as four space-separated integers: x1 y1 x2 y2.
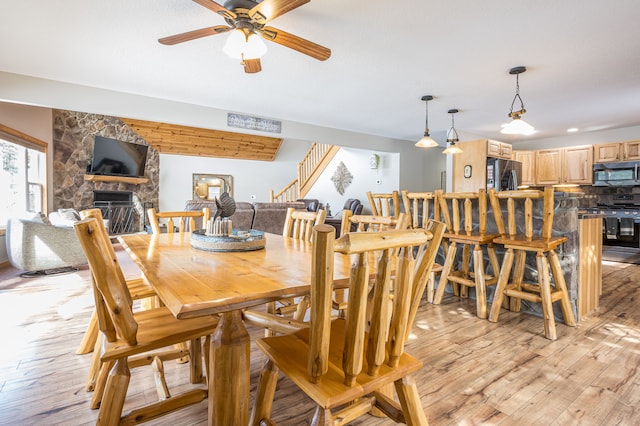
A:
310 406 333 426
265 302 276 337
473 244 487 319
395 376 429 426
548 250 577 327
97 358 130 426
249 359 279 426
152 356 171 400
536 253 557 340
486 243 500 281
294 295 310 322
90 360 115 409
489 248 515 323
86 332 103 392
460 244 470 298
426 271 436 303
189 338 204 384
77 309 98 355
433 242 457 304
510 250 527 312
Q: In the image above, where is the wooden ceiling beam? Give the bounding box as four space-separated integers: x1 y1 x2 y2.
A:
121 118 283 161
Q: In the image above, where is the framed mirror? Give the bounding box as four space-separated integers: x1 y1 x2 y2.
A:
193 174 233 200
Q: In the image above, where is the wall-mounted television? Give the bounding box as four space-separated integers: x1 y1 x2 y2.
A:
89 136 149 178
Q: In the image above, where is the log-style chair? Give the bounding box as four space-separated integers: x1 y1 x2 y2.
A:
268 208 328 324
339 210 409 235
250 222 445 426
488 187 576 340
366 190 401 218
147 207 210 234
76 208 159 392
401 190 445 303
433 189 501 319
73 217 219 424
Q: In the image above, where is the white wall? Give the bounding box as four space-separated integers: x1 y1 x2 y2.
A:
159 138 313 211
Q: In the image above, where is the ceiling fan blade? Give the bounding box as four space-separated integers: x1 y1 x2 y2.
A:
260 26 330 61
249 0 309 24
192 0 236 20
158 25 232 45
243 58 262 74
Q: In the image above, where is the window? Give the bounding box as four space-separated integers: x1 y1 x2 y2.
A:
0 136 46 228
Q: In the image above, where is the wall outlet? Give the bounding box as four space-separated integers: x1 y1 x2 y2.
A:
250 194 256 200
375 179 382 185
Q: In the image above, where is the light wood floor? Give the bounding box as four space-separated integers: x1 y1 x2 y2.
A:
0 249 638 425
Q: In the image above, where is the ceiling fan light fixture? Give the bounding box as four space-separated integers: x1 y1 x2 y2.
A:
223 29 267 60
415 95 439 148
501 66 535 135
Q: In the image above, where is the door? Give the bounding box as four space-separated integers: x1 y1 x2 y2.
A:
594 143 621 163
536 149 562 185
623 141 640 160
563 145 593 184
514 150 536 186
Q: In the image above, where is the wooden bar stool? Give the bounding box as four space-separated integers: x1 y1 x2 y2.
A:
401 190 445 303
366 190 401 218
433 188 500 319
488 187 576 340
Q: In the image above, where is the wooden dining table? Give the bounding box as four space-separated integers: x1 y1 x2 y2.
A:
118 231 355 426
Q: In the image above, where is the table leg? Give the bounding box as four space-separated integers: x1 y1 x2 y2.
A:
208 310 250 425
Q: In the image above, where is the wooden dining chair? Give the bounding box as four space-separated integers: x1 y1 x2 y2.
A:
366 190 401 218
267 208 328 324
488 187 576 340
339 210 409 236
401 190 446 303
147 207 210 234
433 189 500 319
76 208 159 392
74 217 219 425
250 223 444 426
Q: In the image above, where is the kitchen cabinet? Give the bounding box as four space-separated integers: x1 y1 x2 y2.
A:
487 139 512 159
562 145 593 184
535 149 563 185
594 140 640 163
514 150 536 186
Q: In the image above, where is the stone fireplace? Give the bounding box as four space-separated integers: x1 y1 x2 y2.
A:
52 110 159 232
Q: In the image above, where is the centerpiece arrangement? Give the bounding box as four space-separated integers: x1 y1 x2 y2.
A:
190 192 265 252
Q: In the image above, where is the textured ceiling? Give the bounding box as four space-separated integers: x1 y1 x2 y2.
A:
1 0 640 147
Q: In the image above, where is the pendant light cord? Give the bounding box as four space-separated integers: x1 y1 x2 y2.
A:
509 73 526 115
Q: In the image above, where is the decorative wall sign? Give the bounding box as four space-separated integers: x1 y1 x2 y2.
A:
331 161 353 195
227 113 282 134
464 164 472 178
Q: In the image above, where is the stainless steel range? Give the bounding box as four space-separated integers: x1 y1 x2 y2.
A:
586 193 640 252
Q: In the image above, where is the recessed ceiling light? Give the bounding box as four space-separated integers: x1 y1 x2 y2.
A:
567 128 579 133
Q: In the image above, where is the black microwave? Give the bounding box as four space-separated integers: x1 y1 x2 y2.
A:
593 161 639 186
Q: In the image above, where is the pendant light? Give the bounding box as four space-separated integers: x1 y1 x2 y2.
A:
415 95 439 148
500 66 535 135
443 109 463 154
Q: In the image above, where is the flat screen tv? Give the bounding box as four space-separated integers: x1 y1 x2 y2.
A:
90 136 149 178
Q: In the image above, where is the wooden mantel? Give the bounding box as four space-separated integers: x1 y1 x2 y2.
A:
84 174 149 185
121 118 283 161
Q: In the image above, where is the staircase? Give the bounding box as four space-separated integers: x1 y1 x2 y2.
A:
270 143 340 202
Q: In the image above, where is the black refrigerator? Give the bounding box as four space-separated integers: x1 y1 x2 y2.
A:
487 158 522 191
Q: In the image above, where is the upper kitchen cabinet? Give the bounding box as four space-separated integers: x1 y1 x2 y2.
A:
487 139 513 159
562 145 593 184
536 149 563 185
514 150 536 186
594 140 640 163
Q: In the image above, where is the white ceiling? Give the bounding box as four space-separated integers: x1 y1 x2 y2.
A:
1 0 640 147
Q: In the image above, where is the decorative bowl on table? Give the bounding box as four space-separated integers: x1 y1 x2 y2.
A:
190 229 266 252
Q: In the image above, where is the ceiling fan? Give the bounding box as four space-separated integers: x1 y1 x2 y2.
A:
159 0 331 73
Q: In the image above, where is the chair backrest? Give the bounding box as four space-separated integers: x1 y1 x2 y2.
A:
489 187 555 241
147 208 210 234
339 211 408 236
401 190 440 229
436 189 488 237
74 217 138 345
307 223 444 386
366 190 400 218
282 207 327 242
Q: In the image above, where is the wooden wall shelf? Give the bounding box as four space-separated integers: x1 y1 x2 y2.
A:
84 174 149 184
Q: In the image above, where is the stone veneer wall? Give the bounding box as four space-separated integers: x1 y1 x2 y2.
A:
52 110 159 232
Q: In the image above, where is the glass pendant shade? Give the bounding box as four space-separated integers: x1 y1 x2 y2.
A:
501 117 535 135
223 30 267 60
442 143 463 155
415 134 439 148
442 108 462 154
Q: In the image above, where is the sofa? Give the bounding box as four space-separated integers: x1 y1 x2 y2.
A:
184 200 307 235
6 215 87 275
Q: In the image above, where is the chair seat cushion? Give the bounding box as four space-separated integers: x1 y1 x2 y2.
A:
102 307 219 361
256 318 423 410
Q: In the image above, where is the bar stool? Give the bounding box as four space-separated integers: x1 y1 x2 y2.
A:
366 190 401 218
488 187 576 340
401 190 445 303
433 188 500 319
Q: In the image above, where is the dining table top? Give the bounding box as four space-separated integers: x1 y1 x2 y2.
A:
118 231 354 320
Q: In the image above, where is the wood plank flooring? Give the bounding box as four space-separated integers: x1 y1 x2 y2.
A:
0 248 638 425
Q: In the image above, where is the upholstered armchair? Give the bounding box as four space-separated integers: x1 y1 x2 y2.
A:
6 217 87 276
